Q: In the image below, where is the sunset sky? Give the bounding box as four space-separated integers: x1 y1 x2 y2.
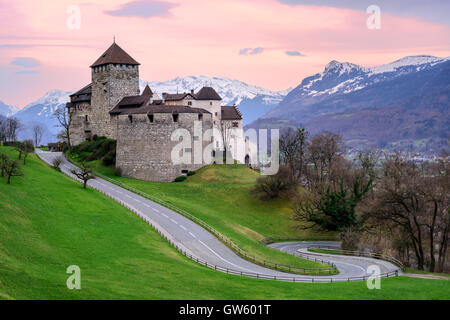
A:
0 0 449 108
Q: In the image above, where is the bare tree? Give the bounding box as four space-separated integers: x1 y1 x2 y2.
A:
15 141 24 160
22 140 34 165
279 127 308 181
215 120 234 163
53 106 72 152
0 116 6 144
0 152 8 177
5 118 21 142
33 125 44 147
52 156 64 171
365 153 449 271
305 131 346 191
4 158 23 184
71 162 95 189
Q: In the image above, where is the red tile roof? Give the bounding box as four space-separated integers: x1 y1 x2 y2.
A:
196 87 222 100
221 106 242 120
90 42 140 68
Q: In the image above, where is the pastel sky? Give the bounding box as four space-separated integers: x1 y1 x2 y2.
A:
0 0 449 107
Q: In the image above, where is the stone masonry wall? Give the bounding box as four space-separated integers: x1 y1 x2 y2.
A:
116 112 213 182
69 101 93 146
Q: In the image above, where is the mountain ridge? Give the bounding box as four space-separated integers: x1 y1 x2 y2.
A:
0 101 19 117
249 55 450 154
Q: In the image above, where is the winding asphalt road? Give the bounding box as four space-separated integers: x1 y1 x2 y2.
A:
37 150 400 282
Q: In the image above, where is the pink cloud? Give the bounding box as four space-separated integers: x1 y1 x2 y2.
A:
0 0 449 107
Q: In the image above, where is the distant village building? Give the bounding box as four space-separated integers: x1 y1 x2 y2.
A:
67 42 256 182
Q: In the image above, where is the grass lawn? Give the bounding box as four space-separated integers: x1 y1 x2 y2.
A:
0 147 449 299
68 155 338 272
308 248 348 255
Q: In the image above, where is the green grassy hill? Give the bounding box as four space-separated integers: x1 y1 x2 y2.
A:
1 146 449 300
70 153 336 271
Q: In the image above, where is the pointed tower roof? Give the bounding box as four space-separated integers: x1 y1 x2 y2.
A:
90 42 140 68
196 87 222 100
142 84 153 97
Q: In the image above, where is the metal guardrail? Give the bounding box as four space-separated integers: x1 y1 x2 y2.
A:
89 170 338 275
307 246 404 269
260 236 338 245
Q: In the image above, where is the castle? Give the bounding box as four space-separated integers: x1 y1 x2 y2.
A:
67 42 256 182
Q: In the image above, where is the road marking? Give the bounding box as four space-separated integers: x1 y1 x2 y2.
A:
189 232 197 238
143 203 150 208
162 213 169 218
153 208 160 213
170 218 178 225
198 240 254 273
179 225 187 231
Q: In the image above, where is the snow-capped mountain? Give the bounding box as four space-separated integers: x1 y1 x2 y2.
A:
267 55 449 111
250 55 450 154
0 101 19 117
13 90 71 144
139 75 289 106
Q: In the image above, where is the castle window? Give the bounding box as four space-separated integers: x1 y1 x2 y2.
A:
184 148 192 153
198 114 203 121
210 102 213 106
215 112 218 116
148 114 154 123
85 115 88 123
172 114 179 122
232 122 239 128
181 170 189 174
193 136 199 141
128 115 133 123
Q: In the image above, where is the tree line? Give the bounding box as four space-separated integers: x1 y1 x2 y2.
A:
253 127 449 273
0 116 45 147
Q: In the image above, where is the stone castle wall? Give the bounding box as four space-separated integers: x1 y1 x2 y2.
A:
116 112 213 182
69 101 94 146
